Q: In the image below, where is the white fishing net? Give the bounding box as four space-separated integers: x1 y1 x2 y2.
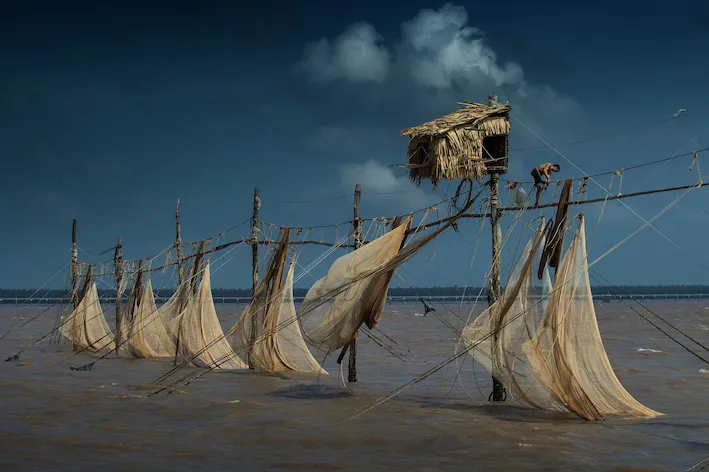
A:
463 217 662 420
174 262 247 370
250 260 327 373
234 230 326 373
57 282 115 352
127 278 177 358
299 217 411 352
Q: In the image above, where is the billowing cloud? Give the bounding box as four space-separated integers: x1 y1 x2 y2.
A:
298 3 579 119
339 159 440 209
399 4 524 89
301 22 391 83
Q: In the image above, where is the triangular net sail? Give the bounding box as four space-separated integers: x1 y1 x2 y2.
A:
57 282 115 352
463 217 661 420
234 229 326 373
252 259 328 373
274 261 328 373
174 262 247 370
127 278 177 358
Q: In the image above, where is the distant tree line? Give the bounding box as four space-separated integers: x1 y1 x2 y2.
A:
3 285 709 299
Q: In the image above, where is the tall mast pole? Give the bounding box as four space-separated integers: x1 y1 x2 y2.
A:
248 187 261 369
348 183 363 383
488 173 505 401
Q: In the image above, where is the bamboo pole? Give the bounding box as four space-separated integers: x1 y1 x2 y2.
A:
248 188 261 369
71 219 79 309
348 183 362 383
114 236 124 357
488 174 506 401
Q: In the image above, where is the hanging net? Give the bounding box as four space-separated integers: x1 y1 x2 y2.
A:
127 278 178 358
299 216 412 352
114 262 132 356
273 260 328 373
57 282 115 352
173 262 248 370
462 217 662 420
234 229 326 373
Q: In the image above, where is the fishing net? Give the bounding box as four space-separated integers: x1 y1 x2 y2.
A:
173 262 247 370
274 261 328 373
299 216 412 352
127 278 177 358
463 217 662 420
57 283 115 352
234 229 326 373
116 272 139 356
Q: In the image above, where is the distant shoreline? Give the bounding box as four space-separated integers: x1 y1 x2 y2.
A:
3 285 709 299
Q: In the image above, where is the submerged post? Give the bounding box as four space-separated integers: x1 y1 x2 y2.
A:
488 173 505 401
348 183 363 383
71 219 79 309
175 199 184 286
114 236 124 356
248 187 261 369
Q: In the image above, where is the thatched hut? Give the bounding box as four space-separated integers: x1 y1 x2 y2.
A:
401 98 510 187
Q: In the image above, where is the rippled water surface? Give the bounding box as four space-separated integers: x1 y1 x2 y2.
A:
1 301 708 471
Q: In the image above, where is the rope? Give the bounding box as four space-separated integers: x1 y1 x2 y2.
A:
502 146 709 185
510 101 709 152
513 115 709 277
149 198 478 396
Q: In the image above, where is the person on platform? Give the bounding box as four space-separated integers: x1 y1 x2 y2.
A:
531 163 560 207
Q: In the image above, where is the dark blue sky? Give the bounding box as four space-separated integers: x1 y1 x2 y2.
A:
2 0 709 289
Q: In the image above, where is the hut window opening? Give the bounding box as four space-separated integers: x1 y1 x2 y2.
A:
409 142 430 165
482 134 508 170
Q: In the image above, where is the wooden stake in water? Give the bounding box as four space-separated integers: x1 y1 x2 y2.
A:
348 183 362 383
114 236 124 357
249 188 260 369
488 173 506 402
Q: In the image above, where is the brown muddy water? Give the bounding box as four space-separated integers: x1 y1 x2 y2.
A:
0 301 707 471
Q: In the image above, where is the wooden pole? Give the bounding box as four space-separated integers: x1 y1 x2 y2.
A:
172 199 186 366
488 173 506 401
348 183 363 383
248 188 261 369
114 236 124 356
175 199 184 286
71 219 79 309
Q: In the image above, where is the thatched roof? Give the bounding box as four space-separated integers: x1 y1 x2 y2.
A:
400 101 511 186
401 102 510 138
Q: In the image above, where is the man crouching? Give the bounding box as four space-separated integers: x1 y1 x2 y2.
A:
531 163 560 207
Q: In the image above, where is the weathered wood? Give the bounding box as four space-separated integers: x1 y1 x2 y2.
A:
176 199 184 286
71 219 79 309
348 183 362 383
79 265 93 303
135 260 144 305
548 179 573 270
190 241 206 295
248 188 261 369
114 236 124 357
488 174 506 401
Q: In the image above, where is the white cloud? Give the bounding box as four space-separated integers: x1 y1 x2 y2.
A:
399 4 523 89
301 22 391 83
339 159 440 209
298 3 579 118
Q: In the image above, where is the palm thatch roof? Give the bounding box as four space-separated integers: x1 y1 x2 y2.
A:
400 100 511 187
